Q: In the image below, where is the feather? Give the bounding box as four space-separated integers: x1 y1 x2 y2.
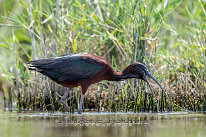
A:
28 53 104 82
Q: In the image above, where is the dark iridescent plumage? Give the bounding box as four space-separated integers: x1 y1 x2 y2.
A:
29 54 102 80
28 53 170 114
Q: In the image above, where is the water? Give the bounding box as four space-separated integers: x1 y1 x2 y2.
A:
0 111 205 137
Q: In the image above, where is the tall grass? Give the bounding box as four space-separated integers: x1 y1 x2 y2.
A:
0 0 205 112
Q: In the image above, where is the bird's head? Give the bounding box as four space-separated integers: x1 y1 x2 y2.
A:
122 63 169 104
122 62 152 80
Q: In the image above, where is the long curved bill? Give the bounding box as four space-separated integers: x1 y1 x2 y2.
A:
144 77 159 111
145 72 171 108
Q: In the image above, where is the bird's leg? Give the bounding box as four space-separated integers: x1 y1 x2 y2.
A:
78 93 84 114
60 89 70 112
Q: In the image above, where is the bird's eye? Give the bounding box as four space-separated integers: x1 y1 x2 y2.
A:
139 70 145 77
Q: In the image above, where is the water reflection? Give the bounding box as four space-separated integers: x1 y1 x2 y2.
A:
0 112 205 137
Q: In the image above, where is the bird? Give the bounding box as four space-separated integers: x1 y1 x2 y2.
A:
28 53 170 114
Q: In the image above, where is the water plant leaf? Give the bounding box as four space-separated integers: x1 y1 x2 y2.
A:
73 38 77 53
0 43 10 49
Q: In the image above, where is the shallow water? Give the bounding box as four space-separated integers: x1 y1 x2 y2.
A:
0 111 205 137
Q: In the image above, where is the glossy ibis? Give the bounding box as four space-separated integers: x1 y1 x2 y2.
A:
28 53 170 114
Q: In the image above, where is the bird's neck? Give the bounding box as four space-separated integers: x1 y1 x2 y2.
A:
109 71 136 81
106 65 137 81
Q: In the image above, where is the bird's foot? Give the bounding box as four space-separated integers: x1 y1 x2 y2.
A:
57 89 73 112
77 109 82 114
64 105 70 112
60 98 65 104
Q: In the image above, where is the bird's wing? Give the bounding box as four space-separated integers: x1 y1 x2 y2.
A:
29 55 104 82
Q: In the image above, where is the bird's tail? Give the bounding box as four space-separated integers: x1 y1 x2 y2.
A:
28 59 48 71
28 61 38 71
28 58 55 71
27 59 60 82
